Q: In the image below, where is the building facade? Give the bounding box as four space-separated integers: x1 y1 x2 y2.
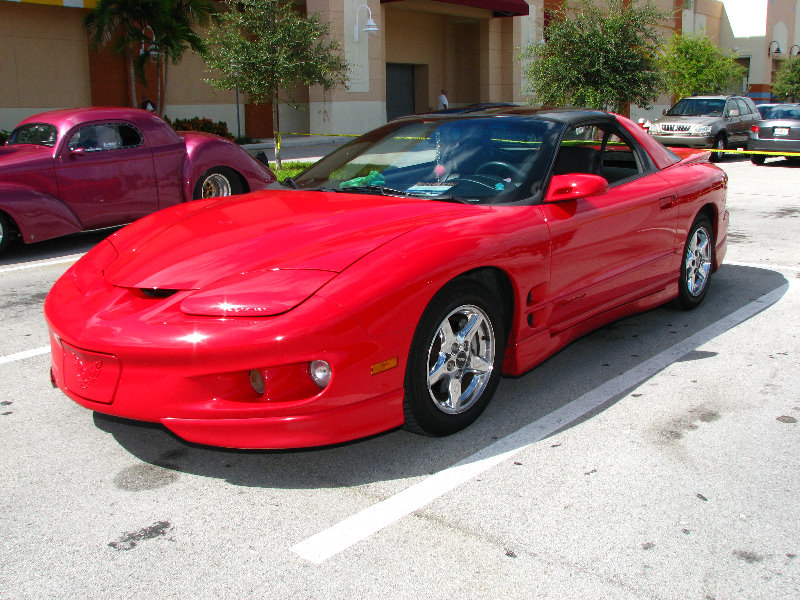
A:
2 0 800 135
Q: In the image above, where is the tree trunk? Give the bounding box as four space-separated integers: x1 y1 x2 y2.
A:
272 92 282 170
160 60 168 118
127 48 137 108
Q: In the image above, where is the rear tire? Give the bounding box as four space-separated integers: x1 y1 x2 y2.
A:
710 134 726 162
193 167 243 200
674 215 714 310
404 279 505 437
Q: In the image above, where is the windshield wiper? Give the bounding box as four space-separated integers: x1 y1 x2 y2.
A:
334 184 421 197
281 176 300 189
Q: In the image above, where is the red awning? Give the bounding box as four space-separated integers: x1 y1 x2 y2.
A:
381 0 529 17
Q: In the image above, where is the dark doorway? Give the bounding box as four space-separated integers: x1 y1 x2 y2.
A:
386 63 416 121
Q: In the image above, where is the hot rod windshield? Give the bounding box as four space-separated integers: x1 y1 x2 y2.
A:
7 123 58 147
292 116 563 204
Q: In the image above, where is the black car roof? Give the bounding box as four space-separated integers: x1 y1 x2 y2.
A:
401 105 612 125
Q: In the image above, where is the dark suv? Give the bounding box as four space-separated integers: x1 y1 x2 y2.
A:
647 95 759 160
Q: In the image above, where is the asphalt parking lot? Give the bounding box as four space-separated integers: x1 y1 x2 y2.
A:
1 156 798 599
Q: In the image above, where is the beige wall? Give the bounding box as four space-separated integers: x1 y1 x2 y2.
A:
0 3 91 129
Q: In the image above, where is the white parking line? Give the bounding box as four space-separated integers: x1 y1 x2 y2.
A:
0 255 83 274
0 346 51 365
291 283 789 564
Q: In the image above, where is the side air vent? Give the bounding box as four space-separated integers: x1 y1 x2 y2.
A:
140 288 180 298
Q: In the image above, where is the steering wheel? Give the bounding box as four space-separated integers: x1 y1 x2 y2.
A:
475 161 523 179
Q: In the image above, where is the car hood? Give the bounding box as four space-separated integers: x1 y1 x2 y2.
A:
104 189 467 290
654 115 719 126
0 145 53 176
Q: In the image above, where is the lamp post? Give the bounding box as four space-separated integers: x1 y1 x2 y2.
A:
768 40 782 56
790 44 800 57
354 4 379 42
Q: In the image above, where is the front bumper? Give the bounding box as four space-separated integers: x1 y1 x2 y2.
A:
650 134 715 148
45 268 410 449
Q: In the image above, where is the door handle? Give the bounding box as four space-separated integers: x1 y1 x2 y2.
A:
659 195 675 210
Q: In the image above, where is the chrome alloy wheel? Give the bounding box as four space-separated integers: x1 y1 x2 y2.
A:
426 304 496 414
684 225 712 297
201 173 232 198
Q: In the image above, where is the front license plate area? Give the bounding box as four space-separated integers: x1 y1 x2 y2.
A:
774 127 790 136
62 343 121 404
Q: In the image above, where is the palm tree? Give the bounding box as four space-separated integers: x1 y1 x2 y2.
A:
144 0 215 117
87 0 214 115
85 0 158 108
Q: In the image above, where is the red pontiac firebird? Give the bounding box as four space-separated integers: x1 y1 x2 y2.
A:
45 108 728 449
0 107 275 254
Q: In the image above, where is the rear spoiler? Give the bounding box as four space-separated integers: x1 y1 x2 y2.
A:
669 147 712 165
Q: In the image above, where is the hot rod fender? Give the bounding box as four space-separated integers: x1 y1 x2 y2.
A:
180 132 275 201
0 183 82 244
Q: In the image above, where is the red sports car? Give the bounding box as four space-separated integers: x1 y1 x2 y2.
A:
0 107 275 254
45 108 728 449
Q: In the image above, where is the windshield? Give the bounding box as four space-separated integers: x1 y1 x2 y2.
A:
291 116 562 204
665 99 725 117
7 123 58 147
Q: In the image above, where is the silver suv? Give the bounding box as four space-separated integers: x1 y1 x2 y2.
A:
648 95 759 160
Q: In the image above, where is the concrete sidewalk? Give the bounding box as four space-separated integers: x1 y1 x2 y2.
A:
242 134 353 163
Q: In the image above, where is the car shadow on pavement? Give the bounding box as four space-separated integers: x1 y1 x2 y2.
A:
92 264 788 491
0 227 119 267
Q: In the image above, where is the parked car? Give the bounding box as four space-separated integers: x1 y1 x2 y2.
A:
45 107 728 449
748 103 800 165
755 102 781 118
647 95 760 160
0 107 275 254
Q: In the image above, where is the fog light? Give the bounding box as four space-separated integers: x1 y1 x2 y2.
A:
309 360 331 388
249 369 265 395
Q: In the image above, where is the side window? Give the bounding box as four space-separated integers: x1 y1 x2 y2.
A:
724 100 738 117
554 123 645 186
735 98 751 115
118 124 142 148
67 123 142 152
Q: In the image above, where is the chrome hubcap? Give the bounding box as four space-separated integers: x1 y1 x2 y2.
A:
685 226 711 297
201 173 232 198
426 304 495 414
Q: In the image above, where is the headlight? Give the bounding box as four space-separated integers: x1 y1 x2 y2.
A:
693 125 713 135
648 123 662 134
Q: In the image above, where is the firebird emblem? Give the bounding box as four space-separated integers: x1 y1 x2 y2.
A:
67 351 103 390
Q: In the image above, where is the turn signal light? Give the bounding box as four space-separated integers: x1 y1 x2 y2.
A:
750 125 759 133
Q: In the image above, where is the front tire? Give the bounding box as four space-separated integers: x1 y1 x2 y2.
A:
0 212 15 255
674 215 714 310
404 279 505 436
193 167 243 200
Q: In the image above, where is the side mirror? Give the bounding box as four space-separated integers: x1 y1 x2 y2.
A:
727 108 740 118
545 174 609 203
663 108 668 115
69 147 86 157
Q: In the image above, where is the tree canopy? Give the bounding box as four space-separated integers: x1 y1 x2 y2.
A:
659 33 746 98
521 0 669 112
203 0 349 167
771 56 800 102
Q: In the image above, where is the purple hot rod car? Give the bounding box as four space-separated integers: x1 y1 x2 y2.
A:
0 107 275 254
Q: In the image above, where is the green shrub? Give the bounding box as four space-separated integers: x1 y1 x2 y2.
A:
165 116 234 140
271 161 313 181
